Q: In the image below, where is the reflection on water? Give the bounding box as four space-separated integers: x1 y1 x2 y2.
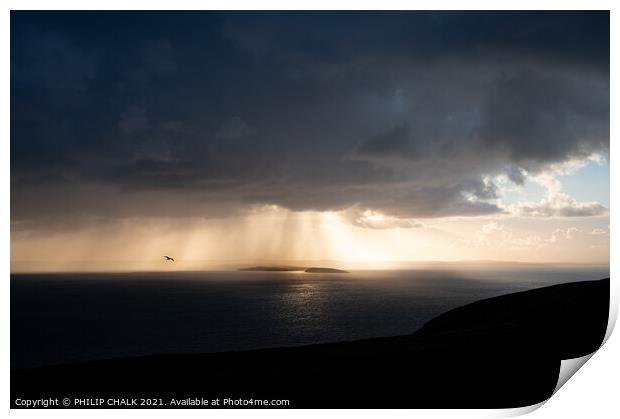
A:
277 280 331 341
11 266 608 368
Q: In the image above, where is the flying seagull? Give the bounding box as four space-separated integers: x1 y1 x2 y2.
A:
163 256 175 262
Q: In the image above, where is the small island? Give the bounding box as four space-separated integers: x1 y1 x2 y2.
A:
238 266 306 272
304 267 349 273
238 266 349 273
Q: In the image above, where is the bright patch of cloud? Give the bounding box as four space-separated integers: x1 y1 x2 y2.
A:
452 223 581 251
451 221 513 248
341 208 424 230
590 227 610 236
511 192 607 217
507 155 608 217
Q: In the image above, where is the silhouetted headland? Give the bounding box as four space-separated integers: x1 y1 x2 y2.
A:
11 278 608 408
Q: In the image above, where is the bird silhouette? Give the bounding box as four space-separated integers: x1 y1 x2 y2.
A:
163 256 175 262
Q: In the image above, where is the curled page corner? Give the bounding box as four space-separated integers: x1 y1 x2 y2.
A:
551 274 614 398
553 353 595 395
496 401 547 418
495 352 600 418
552 298 613 397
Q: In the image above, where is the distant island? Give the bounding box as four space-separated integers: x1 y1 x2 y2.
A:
238 266 349 273
304 267 349 273
238 266 306 272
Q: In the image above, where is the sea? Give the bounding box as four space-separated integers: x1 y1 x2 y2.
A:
11 265 609 369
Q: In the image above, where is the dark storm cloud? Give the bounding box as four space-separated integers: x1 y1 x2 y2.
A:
506 166 527 186
10 11 609 226
481 70 609 165
355 125 418 160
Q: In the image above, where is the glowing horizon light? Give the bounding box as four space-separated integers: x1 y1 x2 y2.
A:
10 200 609 272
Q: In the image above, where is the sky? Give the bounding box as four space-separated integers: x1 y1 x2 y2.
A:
10 11 610 271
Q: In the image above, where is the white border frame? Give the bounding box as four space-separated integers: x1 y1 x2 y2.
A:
2 2 616 418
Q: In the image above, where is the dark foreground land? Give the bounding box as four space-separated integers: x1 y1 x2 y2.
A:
11 278 609 408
